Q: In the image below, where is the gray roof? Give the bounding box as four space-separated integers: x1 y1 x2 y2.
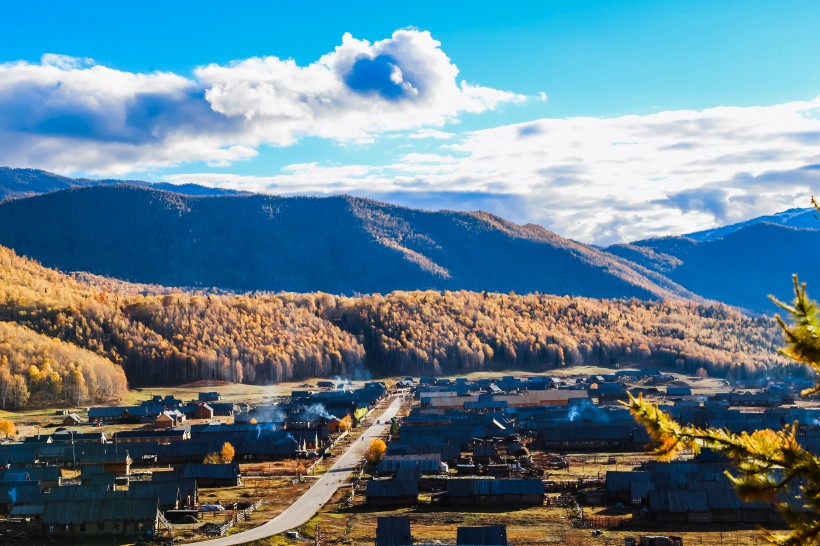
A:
649 490 710 512
181 463 240 480
378 454 441 473
0 483 41 504
366 479 419 498
10 504 44 516
446 478 544 497
43 485 112 501
42 498 159 524
43 497 158 525
457 525 508 545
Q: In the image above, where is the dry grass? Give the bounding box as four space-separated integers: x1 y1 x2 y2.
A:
271 488 772 545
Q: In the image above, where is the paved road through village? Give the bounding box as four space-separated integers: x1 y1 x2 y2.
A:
185 395 404 545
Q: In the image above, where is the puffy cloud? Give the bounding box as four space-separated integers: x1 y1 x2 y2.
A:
196 30 524 143
169 96 820 244
0 30 523 174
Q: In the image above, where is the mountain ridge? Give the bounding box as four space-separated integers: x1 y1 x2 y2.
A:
0 184 695 300
0 166 245 200
684 207 819 241
0 167 816 312
606 222 820 311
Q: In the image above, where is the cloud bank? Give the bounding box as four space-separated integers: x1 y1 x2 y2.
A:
0 30 523 174
169 97 820 244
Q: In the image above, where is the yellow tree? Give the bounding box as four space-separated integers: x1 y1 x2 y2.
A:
365 438 386 464
221 441 235 463
0 419 15 439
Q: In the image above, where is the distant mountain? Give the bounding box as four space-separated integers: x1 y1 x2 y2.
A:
607 222 820 311
0 166 244 200
0 184 695 300
685 207 818 241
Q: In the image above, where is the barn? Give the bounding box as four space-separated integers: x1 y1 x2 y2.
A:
41 498 160 536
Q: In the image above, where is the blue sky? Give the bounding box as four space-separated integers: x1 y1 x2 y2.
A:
1 1 819 243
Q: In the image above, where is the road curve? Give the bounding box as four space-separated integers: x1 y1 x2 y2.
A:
184 396 404 545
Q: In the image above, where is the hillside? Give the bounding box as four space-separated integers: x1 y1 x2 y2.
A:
607 223 820 311
0 184 694 299
331 291 787 379
0 321 128 409
0 245 364 388
0 245 791 405
0 166 243 201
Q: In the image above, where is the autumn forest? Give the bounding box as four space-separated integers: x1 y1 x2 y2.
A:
0 244 791 409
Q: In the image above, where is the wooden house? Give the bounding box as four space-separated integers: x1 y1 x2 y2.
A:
376 516 412 546
180 463 241 487
192 404 214 420
77 451 132 476
198 392 221 402
88 407 129 423
113 429 190 444
41 498 160 536
62 414 82 426
151 411 184 429
366 478 419 507
445 478 543 507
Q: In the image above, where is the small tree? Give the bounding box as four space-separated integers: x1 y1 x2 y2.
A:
339 415 352 432
221 441 235 463
0 419 15 439
365 438 387 464
203 452 221 464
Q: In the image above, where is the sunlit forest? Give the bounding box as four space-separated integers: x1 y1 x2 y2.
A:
0 245 790 407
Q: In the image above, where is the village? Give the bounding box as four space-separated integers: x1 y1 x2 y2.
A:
0 368 817 546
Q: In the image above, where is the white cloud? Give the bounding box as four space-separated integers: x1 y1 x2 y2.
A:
0 30 523 174
443 97 820 243
196 30 525 144
168 96 820 244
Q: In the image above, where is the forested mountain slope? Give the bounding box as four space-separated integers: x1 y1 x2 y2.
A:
329 291 786 378
606 223 820 311
0 185 693 299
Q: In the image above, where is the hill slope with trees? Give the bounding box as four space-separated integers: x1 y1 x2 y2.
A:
0 245 791 407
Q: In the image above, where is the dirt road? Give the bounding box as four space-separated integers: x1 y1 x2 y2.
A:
184 395 403 545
